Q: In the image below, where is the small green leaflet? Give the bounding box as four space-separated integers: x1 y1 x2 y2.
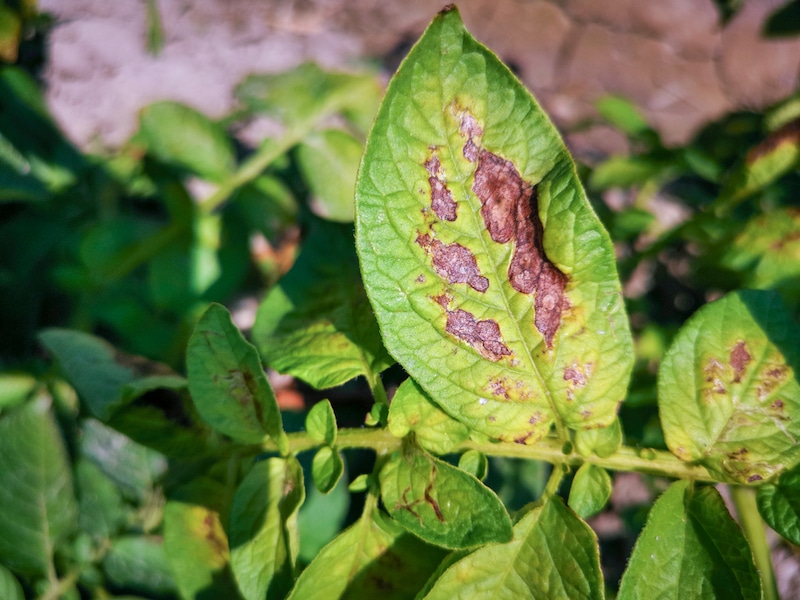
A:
355 6 632 444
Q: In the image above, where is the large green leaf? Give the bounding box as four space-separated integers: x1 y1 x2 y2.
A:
0 396 77 576
617 481 761 599
658 290 800 484
423 495 603 599
253 219 393 390
229 457 304 600
187 303 288 451
379 439 512 549
355 6 632 444
288 509 447 600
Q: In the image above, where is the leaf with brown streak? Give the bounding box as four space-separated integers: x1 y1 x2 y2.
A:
356 7 633 443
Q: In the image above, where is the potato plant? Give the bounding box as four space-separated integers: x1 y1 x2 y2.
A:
2 5 800 599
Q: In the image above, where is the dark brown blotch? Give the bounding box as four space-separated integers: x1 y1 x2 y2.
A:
416 233 489 292
424 152 458 221
472 150 569 347
445 308 512 361
730 341 751 383
487 377 510 399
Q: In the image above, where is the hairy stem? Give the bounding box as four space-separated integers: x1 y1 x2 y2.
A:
263 428 716 482
731 485 778 600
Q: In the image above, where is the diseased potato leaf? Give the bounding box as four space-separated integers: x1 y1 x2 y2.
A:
355 6 632 444
658 290 800 484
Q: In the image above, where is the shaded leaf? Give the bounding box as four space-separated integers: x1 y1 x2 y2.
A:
296 129 363 222
355 6 633 444
719 117 800 205
722 208 800 303
568 463 612 519
103 535 177 597
187 303 288 451
388 378 471 454
297 462 349 563
757 465 800 545
305 399 337 446
39 328 180 421
253 219 393 390
138 101 235 182
423 495 603 599
574 417 622 458
0 563 24 600
311 446 344 494
0 396 77 576
230 457 305 600
75 459 126 540
658 290 800 484
164 479 241 600
617 481 761 599
379 439 512 549
458 450 488 480
288 509 447 600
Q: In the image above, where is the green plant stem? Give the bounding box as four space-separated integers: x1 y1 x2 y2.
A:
264 428 716 482
38 569 80 600
366 371 389 407
200 129 304 214
731 485 778 600
101 221 184 281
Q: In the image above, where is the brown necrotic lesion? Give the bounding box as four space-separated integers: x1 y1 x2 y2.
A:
424 151 458 222
416 233 489 292
471 148 569 348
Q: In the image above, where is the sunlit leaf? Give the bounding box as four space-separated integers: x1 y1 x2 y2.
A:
305 399 337 446
423 495 603 599
311 446 344 494
658 290 800 484
388 378 471 454
568 463 612 519
356 6 633 444
230 457 304 600
617 481 761 599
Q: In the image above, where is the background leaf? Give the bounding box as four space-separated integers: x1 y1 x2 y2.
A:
103 535 177 597
617 481 761 599
658 290 800 483
138 101 236 182
295 129 363 222
423 495 603 599
0 563 24 600
0 396 77 576
187 303 288 451
164 479 241 600
229 457 304 600
355 6 632 444
253 218 393 390
379 440 512 549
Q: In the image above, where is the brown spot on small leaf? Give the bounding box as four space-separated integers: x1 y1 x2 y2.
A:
703 357 727 397
416 234 489 292
747 474 763 483
425 152 457 221
472 150 569 347
771 399 785 410
730 341 751 383
445 309 512 361
415 274 426 283
514 432 533 445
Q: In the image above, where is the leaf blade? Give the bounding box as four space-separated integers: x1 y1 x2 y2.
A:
355 6 632 444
